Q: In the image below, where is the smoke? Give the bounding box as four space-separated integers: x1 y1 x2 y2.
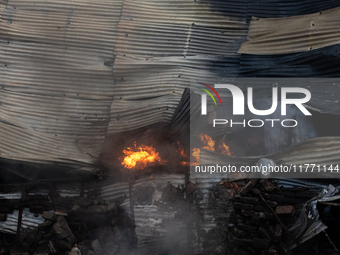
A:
131 180 202 255
252 97 318 154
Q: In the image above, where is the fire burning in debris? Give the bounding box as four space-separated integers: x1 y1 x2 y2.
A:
199 133 215 151
121 143 166 169
176 142 186 157
191 148 201 166
218 141 232 156
180 162 190 166
192 133 233 165
120 135 231 168
176 142 190 166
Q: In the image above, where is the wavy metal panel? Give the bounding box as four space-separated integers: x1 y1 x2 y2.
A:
108 0 249 134
2 0 122 49
115 0 248 57
193 178 234 231
131 173 188 254
239 44 340 77
86 181 131 214
108 94 182 134
0 184 82 234
20 208 45 231
0 121 96 171
271 137 340 166
0 210 19 234
239 6 340 54
0 0 123 171
2 0 340 173
108 55 244 134
247 0 340 18
0 0 6 19
0 209 54 234
199 137 340 175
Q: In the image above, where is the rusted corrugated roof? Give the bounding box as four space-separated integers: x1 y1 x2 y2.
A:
239 6 340 54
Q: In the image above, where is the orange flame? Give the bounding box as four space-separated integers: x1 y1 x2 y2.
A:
199 133 215 151
191 134 233 165
121 143 166 169
191 148 201 166
180 161 190 166
176 142 187 157
175 142 191 166
218 141 232 156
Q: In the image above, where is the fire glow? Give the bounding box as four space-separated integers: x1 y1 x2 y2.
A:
199 133 215 151
121 143 166 169
176 142 190 166
218 141 232 156
192 133 232 165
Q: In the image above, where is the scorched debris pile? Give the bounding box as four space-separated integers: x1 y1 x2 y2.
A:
228 179 318 255
0 191 135 255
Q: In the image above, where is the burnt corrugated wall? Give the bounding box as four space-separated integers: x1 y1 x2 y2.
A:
1 0 340 173
1 1 340 254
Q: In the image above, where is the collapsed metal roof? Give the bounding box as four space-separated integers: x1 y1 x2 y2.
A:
1 0 340 174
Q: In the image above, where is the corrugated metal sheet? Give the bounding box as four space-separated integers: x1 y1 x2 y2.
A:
131 173 189 254
168 88 192 133
0 0 6 18
28 183 81 197
0 0 123 172
193 178 234 231
108 56 242 134
115 0 248 57
191 78 340 115
1 0 340 176
108 94 183 134
276 178 328 193
247 0 340 18
238 45 340 77
199 137 340 176
0 121 97 171
20 208 45 231
271 136 340 166
0 190 21 199
0 0 251 169
0 184 81 234
86 180 131 214
0 209 19 234
84 172 235 254
0 208 46 234
239 6 340 54
108 0 249 135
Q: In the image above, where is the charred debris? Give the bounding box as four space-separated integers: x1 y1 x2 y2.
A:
0 183 136 255
0 177 339 255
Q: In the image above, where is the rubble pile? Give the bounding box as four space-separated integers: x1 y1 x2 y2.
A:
228 179 317 255
0 192 136 255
